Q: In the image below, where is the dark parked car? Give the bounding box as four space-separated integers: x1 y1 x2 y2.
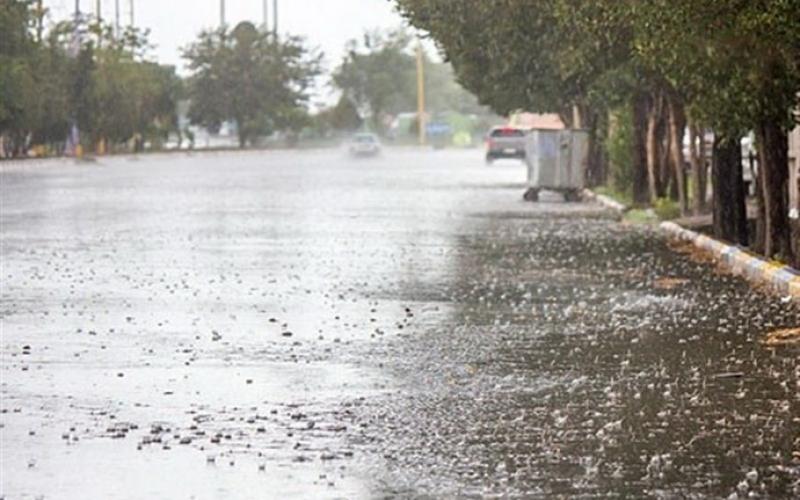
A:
485 126 527 164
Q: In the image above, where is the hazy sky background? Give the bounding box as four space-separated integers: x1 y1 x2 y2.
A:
42 0 411 73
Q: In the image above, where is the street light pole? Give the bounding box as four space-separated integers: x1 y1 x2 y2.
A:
115 0 120 36
272 0 278 35
95 0 102 46
129 0 134 27
416 41 427 146
36 0 44 42
263 0 268 31
220 0 225 28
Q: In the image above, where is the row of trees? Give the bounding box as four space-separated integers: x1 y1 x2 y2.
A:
395 0 800 266
1 0 181 156
330 29 489 135
1 2 324 154
2 0 479 154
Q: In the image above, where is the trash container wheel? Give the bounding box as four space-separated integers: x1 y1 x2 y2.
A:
523 188 539 202
563 189 582 203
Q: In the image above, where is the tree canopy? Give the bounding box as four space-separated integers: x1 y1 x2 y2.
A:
395 0 800 265
182 22 321 148
0 0 181 156
330 28 486 133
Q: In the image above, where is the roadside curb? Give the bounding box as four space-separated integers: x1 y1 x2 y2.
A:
582 189 628 213
660 221 800 299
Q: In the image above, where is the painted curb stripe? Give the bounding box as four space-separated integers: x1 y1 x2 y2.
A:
659 221 799 298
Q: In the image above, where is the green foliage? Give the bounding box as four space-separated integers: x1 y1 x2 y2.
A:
313 96 363 135
331 28 488 134
653 198 681 221
394 1 629 119
183 22 321 148
331 29 416 133
605 106 634 194
1 2 181 156
632 0 800 136
594 186 632 208
623 208 659 225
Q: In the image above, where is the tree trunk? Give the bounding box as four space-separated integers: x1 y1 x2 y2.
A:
664 128 677 201
577 105 604 188
753 143 766 254
712 135 748 246
646 95 661 203
632 93 650 206
667 96 688 215
755 121 793 263
688 122 707 214
237 126 247 149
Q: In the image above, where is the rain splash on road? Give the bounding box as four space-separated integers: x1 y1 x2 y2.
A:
1 149 798 498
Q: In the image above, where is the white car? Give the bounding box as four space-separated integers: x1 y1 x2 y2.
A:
348 133 381 157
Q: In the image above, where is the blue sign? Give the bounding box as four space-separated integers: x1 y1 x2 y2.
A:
426 122 452 136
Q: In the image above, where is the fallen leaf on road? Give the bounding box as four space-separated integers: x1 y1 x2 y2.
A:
654 277 689 290
761 327 800 346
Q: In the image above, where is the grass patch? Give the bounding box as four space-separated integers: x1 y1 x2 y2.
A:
624 208 659 224
653 198 681 220
594 186 633 206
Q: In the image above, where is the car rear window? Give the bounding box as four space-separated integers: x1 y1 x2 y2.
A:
490 128 525 138
355 135 377 143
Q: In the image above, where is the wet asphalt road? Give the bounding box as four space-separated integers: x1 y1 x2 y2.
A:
1 149 799 499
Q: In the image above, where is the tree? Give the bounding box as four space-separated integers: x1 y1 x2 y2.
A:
395 0 631 188
315 96 363 134
396 0 800 265
1 0 38 156
1 2 181 157
183 22 321 148
632 0 800 262
331 29 416 133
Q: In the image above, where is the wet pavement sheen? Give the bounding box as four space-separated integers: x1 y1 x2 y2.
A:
1 149 799 499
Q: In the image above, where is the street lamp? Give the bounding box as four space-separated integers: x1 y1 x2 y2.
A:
416 41 426 146
273 0 278 34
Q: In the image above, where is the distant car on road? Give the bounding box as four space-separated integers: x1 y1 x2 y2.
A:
348 133 382 157
485 126 527 164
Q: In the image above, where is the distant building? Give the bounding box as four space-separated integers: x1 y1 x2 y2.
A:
508 113 565 130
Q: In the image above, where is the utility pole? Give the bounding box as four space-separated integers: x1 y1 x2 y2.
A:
95 0 102 46
416 41 427 146
272 0 278 35
129 0 134 28
220 0 226 28
115 0 120 37
71 0 83 158
35 0 44 42
262 0 268 31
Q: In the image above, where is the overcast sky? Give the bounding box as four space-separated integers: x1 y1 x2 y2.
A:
43 0 409 72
